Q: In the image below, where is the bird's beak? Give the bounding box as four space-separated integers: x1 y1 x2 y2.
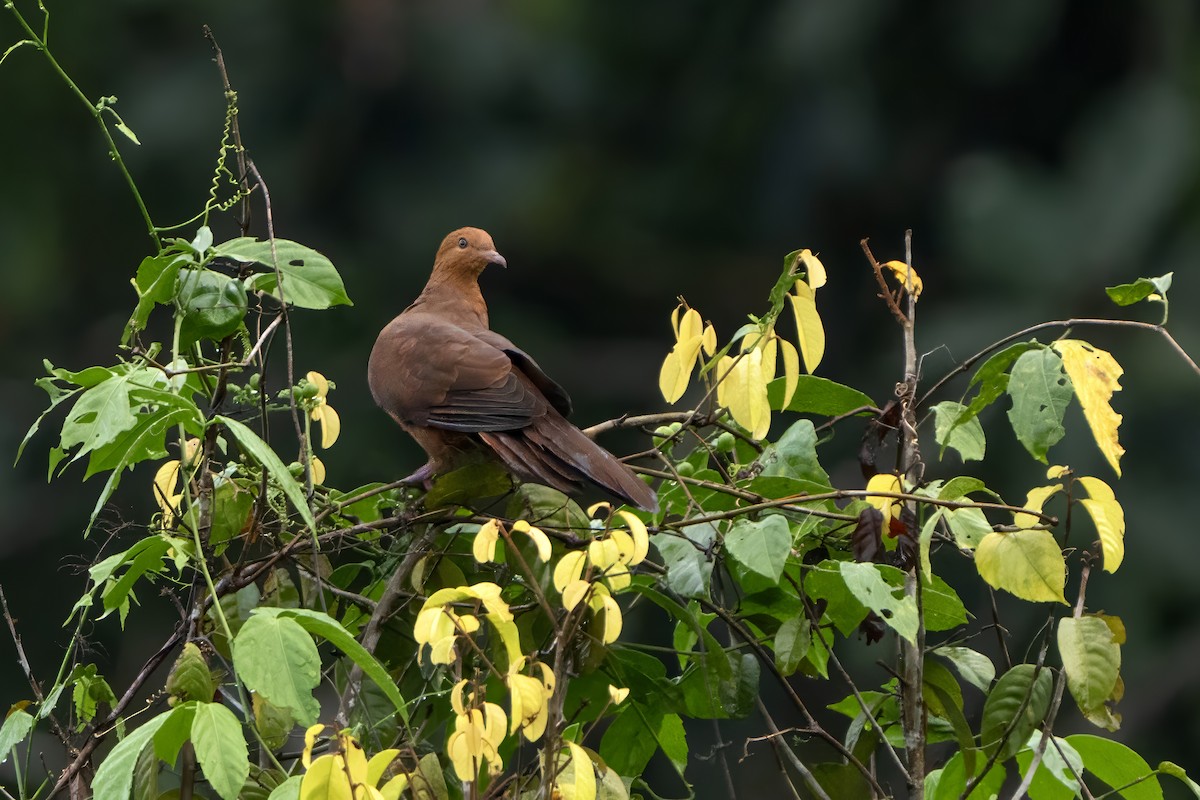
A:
484 250 507 269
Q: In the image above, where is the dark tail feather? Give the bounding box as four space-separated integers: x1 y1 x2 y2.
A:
482 414 658 512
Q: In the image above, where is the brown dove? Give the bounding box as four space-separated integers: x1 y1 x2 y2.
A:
368 227 658 512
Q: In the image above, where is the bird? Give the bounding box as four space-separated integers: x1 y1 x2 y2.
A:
367 227 658 512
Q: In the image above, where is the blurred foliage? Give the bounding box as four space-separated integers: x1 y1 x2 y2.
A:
3 0 1200 792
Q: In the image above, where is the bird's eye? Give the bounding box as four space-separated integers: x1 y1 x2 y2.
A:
458 237 468 249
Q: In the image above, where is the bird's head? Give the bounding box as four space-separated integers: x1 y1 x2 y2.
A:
433 227 508 281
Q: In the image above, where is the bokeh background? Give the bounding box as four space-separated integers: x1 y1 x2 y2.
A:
3 0 1200 795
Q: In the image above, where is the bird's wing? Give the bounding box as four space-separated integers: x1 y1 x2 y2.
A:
368 312 554 432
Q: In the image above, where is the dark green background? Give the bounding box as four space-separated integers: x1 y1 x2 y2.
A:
3 0 1199 795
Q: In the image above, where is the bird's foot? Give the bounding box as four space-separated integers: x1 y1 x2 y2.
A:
400 462 437 492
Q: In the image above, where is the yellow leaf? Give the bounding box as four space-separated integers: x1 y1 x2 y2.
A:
561 579 590 612
512 520 552 562
659 345 695 404
721 350 771 439
614 511 649 564
315 404 341 449
451 679 469 716
508 672 551 740
701 323 717 356
153 459 181 518
608 685 630 705
310 456 326 486
340 734 370 787
881 260 923 296
557 742 597 800
714 355 734 409
301 754 352 800
799 249 827 289
865 473 902 520
488 616 525 667
365 749 401 788
789 282 825 373
1046 464 1071 480
553 551 588 594
1013 484 1063 529
591 589 623 643
975 529 1068 604
302 724 326 768
378 775 408 800
1076 476 1125 573
1052 339 1124 476
473 519 500 563
778 338 800 407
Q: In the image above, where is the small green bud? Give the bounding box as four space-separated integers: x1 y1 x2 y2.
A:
714 432 736 453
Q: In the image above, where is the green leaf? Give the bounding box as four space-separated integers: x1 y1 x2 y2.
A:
949 341 1040 436
1058 616 1121 725
165 642 215 703
96 536 171 620
191 702 250 800
677 652 759 719
177 268 249 346
724 515 790 584
132 738 159 800
927 750 1006 800
805 563 869 636
653 524 715 599
1106 273 1172 306
153 702 196 766
933 646 995 693
1158 762 1200 799
231 612 321 725
257 607 409 725
91 710 173 800
124 252 185 344
1066 734 1163 799
599 704 663 778
60 372 138 464
758 419 831 486
766 375 876 416
773 615 810 676
216 238 352 309
932 400 985 461
424 461 513 509
923 573 969 632
216 416 316 533
1015 732 1083 800
267 775 302 800
1007 347 1072 463
838 562 918 643
69 664 118 724
0 709 33 764
945 507 992 550
980 664 1054 761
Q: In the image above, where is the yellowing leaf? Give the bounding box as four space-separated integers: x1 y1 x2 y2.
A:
306 371 330 398
865 473 902 520
310 456 326 486
301 754 352 800
778 338 800 407
1013 484 1063 529
557 742 597 800
608 685 630 705
720 350 771 439
975 530 1068 604
1076 476 1125 573
799 249 827 289
789 282 825 373
881 260 923 296
614 510 650 565
512 519 552 562
153 459 181 518
561 579 590 612
553 551 588 594
473 519 500 563
1052 339 1124 476
590 589 623 643
313 403 341 449
302 724 326 768
340 733 370 786
365 749 401 787
660 306 711 404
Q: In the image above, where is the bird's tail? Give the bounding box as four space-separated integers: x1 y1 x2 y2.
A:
480 414 658 513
